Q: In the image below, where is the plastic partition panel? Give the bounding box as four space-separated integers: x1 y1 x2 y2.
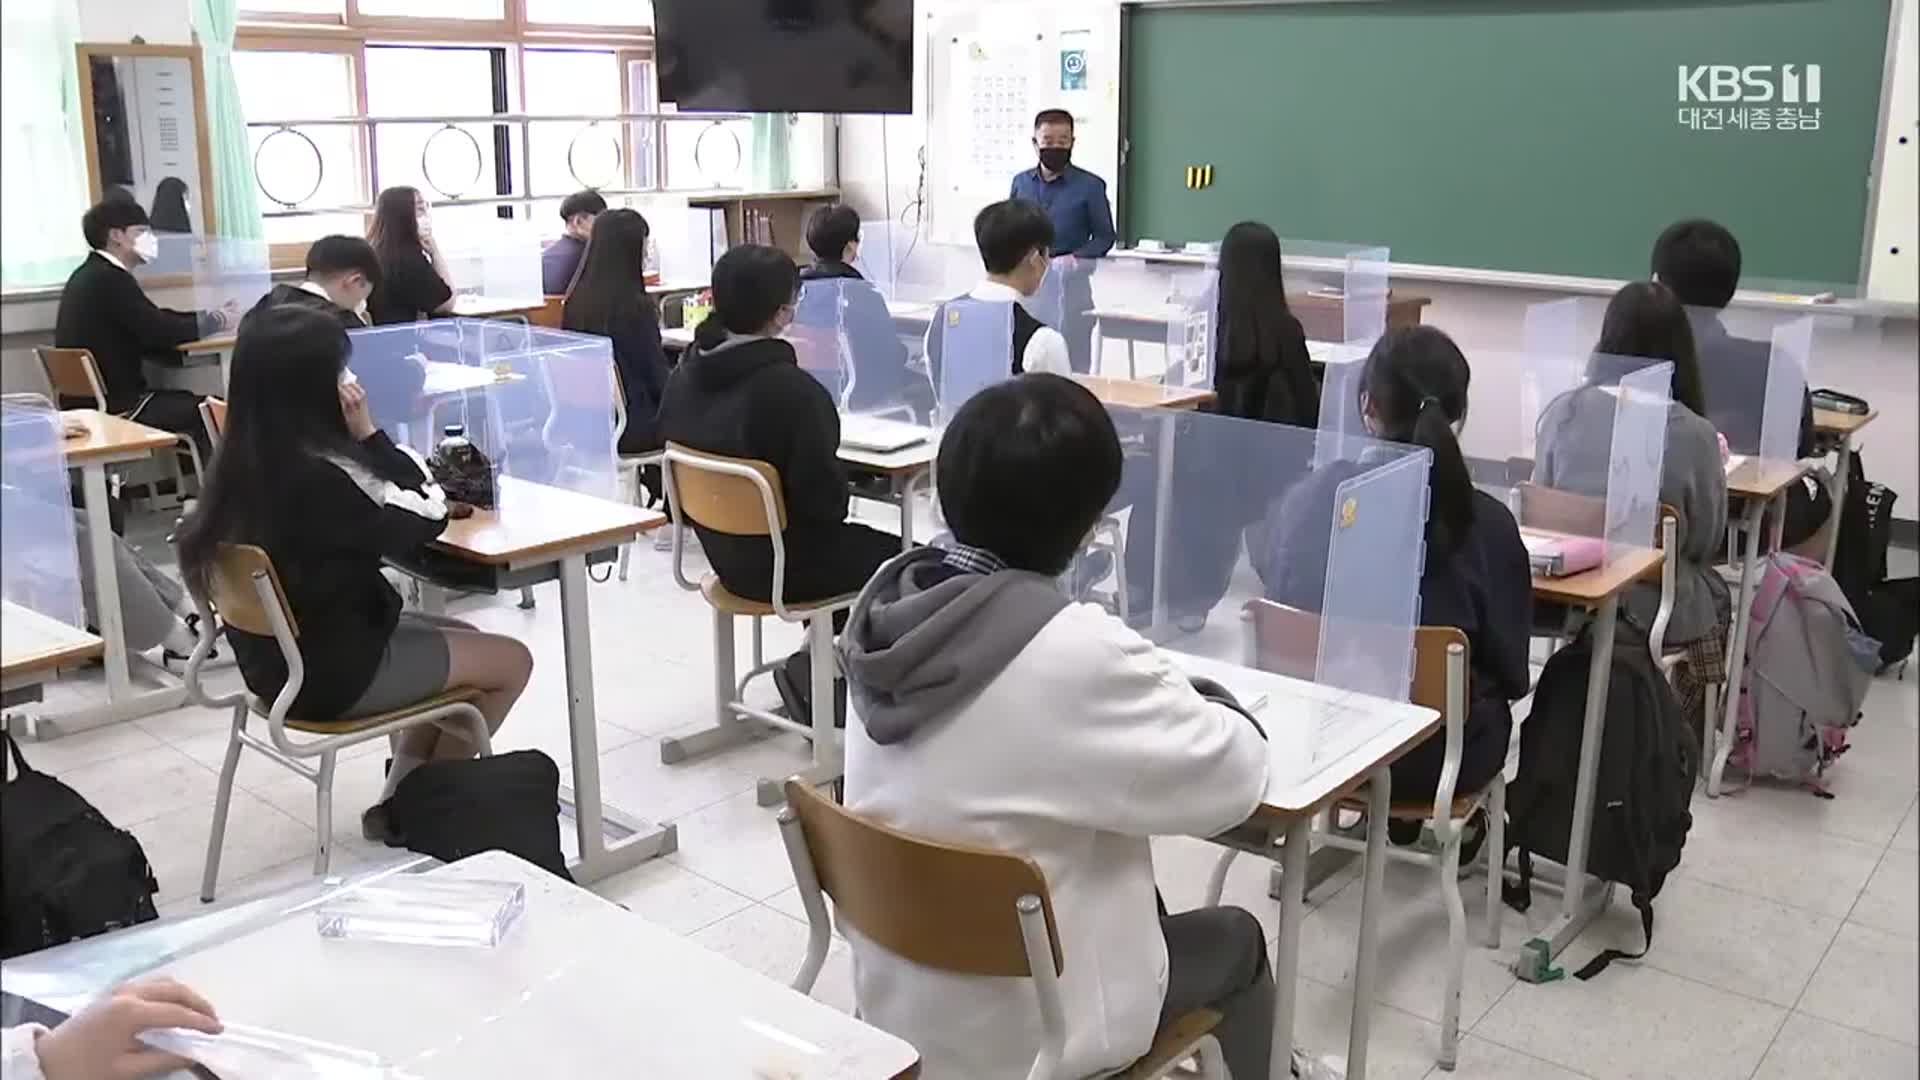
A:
1761 316 1813 466
1523 298 1581 361
634 197 721 285
1341 246 1390 346
1604 360 1674 561
838 278 930 422
1313 350 1368 470
935 298 1013 425
440 222 543 302
1313 448 1430 761
1163 269 1217 388
855 220 902 297
790 278 846 406
1026 256 1076 329
891 243 977 305
0 400 86 632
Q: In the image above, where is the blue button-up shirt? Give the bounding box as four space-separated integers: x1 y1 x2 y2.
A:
1010 164 1115 259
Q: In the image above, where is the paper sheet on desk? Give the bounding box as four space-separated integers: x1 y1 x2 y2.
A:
1723 453 1750 474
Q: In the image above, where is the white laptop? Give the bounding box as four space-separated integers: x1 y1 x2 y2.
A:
839 414 931 454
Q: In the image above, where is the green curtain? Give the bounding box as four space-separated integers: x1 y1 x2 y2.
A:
1 0 89 288
751 113 793 191
191 0 265 240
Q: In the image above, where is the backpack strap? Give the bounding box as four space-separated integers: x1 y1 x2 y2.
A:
1502 845 1534 914
1573 805 1658 980
2 732 31 783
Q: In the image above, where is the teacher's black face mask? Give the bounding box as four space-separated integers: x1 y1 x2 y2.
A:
1037 146 1072 173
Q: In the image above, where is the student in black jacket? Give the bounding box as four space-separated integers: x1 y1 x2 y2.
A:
1651 218 1831 555
561 208 670 454
366 186 455 326
1257 327 1533 835
175 305 533 839
53 199 237 456
659 243 901 604
1215 222 1319 427
798 204 928 419
542 189 606 296
255 235 426 432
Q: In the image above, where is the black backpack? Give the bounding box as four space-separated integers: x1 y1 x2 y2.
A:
1 734 160 958
1504 617 1698 979
1832 458 1913 674
383 750 572 882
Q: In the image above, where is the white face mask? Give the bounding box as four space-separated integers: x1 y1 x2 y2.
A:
130 230 160 263
415 213 432 237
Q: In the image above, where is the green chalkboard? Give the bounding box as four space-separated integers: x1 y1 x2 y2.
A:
1122 0 1889 285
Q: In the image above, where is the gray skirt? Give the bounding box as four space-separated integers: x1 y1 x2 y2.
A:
345 612 467 717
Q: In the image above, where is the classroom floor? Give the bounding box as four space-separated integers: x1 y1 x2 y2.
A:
13 518 1918 1080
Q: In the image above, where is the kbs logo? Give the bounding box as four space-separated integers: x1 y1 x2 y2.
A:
1677 64 1822 104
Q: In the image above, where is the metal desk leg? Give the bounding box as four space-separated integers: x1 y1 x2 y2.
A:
1271 816 1310 1080
1823 438 1851 569
1514 592 1619 981
556 553 676 883
1710 496 1768 798
80 462 130 699
1348 766 1391 1079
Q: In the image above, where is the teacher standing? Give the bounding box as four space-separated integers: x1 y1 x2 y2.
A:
1010 108 1114 375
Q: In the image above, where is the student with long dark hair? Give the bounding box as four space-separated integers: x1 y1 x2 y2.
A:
1259 326 1532 822
149 177 192 234
366 186 454 325
563 208 670 455
1214 221 1317 426
1535 280 1730 715
175 304 532 839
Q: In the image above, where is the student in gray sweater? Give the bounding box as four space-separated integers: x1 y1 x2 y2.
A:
1534 281 1730 652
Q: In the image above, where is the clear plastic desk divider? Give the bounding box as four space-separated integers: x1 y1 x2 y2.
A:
934 297 1013 426
791 278 847 407
1762 316 1813 467
1342 246 1391 347
1164 268 1217 389
1 400 87 635
1604 361 1675 562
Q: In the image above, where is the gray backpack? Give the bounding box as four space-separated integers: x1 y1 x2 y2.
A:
1732 553 1877 794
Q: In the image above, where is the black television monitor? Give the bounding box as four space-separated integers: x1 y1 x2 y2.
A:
655 0 914 115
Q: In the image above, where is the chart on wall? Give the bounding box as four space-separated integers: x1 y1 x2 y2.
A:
948 33 1037 226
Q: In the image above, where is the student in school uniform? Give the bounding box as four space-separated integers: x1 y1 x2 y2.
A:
53 198 236 458
366 186 455 326
1215 221 1319 427
1257 326 1533 847
562 208 670 456
922 199 1072 396
838 373 1273 1080
1651 218 1831 556
1534 280 1731 719
657 243 900 723
797 203 928 418
255 235 426 432
541 189 606 296
175 304 533 841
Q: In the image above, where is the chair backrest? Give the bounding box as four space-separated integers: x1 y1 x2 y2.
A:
530 295 566 329
34 347 105 410
199 397 229 446
661 441 787 535
1410 624 1470 715
1242 597 1466 713
783 779 1062 977
204 543 298 640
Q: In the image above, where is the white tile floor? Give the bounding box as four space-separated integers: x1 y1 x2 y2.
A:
8 522 1917 1080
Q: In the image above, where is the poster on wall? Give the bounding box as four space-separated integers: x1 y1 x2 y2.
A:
952 34 1037 199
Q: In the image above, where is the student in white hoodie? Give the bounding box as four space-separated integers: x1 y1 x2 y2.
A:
837 373 1274 1079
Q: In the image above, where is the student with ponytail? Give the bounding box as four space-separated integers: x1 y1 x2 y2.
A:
1258 326 1532 816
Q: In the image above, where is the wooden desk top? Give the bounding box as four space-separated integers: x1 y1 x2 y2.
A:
58 410 177 464
648 278 709 297
179 331 237 353
449 294 547 319
1529 542 1665 606
433 477 665 566
1725 456 1810 499
1074 375 1214 411
1813 407 1878 437
1 601 103 681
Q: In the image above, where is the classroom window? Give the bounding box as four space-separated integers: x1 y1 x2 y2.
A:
524 48 623 206
355 0 505 19
523 0 652 27
364 44 508 233
232 49 366 244
238 0 344 18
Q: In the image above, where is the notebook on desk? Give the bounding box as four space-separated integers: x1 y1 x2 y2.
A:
1521 530 1605 578
839 415 931 454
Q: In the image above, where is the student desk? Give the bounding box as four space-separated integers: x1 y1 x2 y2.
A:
1086 293 1428 380
1073 375 1214 412
1 602 103 721
37 411 191 733
1811 406 1878 569
661 325 695 352
1511 542 1666 983
1708 457 1811 798
421 477 675 884
1178 653 1440 1080
448 294 546 320
839 436 938 550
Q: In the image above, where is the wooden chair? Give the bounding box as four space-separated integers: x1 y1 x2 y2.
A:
182 544 492 899
1205 604 1486 1071
529 294 566 329
779 779 1227 1080
657 443 853 805
34 345 205 509
198 396 228 448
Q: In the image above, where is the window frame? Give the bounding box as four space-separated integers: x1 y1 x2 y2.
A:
237 0 655 43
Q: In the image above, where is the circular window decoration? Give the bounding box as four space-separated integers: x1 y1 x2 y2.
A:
693 121 744 187
421 124 485 200
252 126 324 209
566 121 622 191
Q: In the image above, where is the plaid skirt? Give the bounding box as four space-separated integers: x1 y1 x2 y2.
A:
1671 587 1733 720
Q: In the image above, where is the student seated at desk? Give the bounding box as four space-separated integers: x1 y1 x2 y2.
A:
562 208 669 455
1651 218 1830 556
53 199 236 457
367 186 455 326
176 305 532 841
1257 327 1532 841
255 235 427 432
542 189 606 296
798 203 929 419
1535 280 1730 716
922 198 1072 388
1216 221 1319 427
838 373 1273 1080
2 975 221 1080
